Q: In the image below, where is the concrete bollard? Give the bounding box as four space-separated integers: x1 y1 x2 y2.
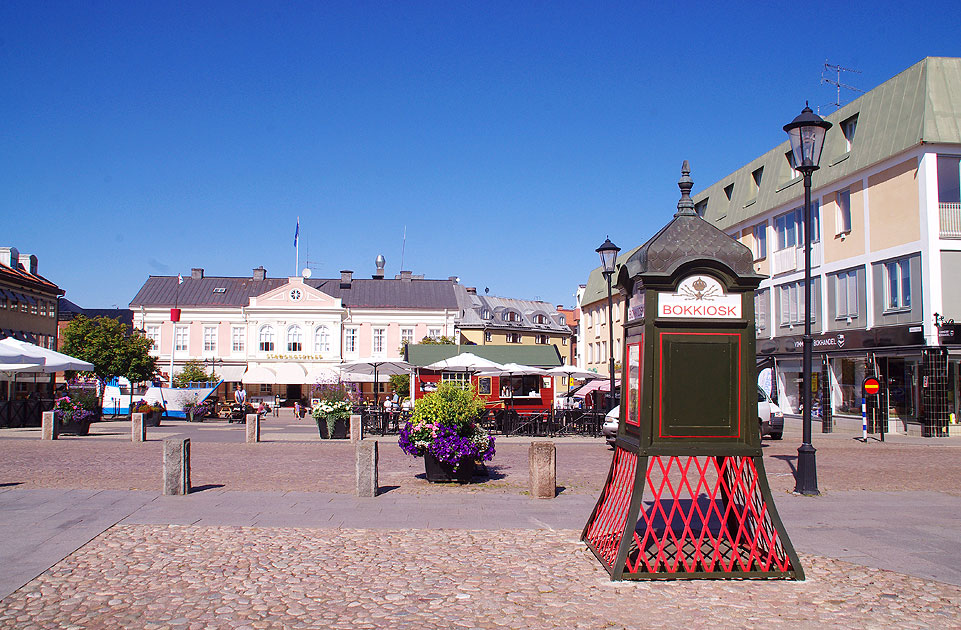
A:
350 414 363 442
246 413 260 443
355 440 379 497
132 412 146 442
41 411 58 440
529 441 556 499
163 437 191 495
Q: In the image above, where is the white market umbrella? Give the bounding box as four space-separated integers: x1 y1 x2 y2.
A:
0 338 93 372
546 365 602 398
337 359 413 408
424 353 504 373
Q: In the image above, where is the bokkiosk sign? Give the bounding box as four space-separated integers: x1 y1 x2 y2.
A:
582 162 803 580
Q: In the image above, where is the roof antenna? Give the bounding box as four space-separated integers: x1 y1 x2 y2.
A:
820 60 863 113
400 225 407 271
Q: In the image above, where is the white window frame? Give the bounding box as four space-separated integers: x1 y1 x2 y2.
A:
484 331 492 342
754 289 768 333
884 258 912 312
427 328 441 340
835 270 859 319
345 327 358 354
259 325 275 352
231 326 245 352
146 325 160 350
287 326 303 352
836 189 852 235
400 328 414 347
778 282 806 326
175 326 188 352
373 328 386 355
314 326 330 353
752 223 767 260
203 326 217 353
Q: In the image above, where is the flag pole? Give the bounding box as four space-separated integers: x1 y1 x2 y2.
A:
295 216 300 276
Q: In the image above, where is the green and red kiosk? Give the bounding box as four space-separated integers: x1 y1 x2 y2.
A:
583 163 802 580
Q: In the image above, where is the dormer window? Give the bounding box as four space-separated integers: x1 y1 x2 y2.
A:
752 167 763 193
533 314 548 325
559 314 566 325
503 311 520 323
694 199 708 217
723 183 734 201
841 114 858 151
785 151 799 179
481 308 491 320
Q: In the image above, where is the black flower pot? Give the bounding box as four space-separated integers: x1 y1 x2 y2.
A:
424 452 476 483
316 416 349 439
59 420 91 436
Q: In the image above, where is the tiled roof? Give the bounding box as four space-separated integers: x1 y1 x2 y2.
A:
0 262 63 296
454 285 570 332
129 275 459 310
405 344 563 368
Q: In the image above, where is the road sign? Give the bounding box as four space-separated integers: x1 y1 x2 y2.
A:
863 376 881 396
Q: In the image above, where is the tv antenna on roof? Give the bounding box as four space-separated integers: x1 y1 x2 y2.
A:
821 60 863 113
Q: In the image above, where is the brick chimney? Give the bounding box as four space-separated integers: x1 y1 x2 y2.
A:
191 268 204 280
340 270 353 289
252 266 267 281
467 287 477 294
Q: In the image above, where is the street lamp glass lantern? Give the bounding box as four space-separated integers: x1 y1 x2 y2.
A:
596 238 620 274
783 105 832 171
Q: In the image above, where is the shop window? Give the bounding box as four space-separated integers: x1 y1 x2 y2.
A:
441 372 470 389
260 384 272 394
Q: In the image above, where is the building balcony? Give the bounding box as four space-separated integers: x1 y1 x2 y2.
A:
940 202 961 239
771 242 821 276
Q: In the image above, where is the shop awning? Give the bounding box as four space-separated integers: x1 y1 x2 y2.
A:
242 365 276 384
273 363 307 384
216 365 247 382
305 365 341 384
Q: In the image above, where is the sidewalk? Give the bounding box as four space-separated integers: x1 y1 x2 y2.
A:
1 485 961 628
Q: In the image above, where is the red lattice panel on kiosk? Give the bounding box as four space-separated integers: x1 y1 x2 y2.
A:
625 456 792 576
584 447 638 568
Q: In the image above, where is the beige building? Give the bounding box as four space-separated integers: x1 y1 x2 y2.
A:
0 247 62 350
689 57 961 437
578 267 628 378
454 286 573 364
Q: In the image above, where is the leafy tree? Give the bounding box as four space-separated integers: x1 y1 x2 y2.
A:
60 315 158 410
389 373 410 399
173 359 218 387
420 335 456 345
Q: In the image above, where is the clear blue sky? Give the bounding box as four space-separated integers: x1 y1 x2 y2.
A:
3 1 960 309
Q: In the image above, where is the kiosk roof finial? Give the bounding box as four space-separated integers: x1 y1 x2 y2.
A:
675 160 695 217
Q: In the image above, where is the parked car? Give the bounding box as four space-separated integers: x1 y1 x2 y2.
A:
758 386 784 440
601 387 783 446
602 405 619 447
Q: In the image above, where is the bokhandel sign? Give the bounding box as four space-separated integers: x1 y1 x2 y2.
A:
657 275 741 319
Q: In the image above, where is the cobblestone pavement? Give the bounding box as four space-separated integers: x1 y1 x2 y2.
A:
2 526 960 630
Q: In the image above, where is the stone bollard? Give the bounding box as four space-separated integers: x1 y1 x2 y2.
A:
132 412 146 442
529 441 556 499
350 414 363 442
163 437 191 495
355 440 379 497
41 411 58 440
246 413 260 443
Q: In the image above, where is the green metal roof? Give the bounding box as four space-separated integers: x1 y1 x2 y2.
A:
691 57 961 232
405 344 563 368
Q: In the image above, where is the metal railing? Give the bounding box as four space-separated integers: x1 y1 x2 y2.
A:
940 202 961 238
359 408 606 438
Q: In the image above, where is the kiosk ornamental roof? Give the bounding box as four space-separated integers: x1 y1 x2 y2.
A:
619 161 763 288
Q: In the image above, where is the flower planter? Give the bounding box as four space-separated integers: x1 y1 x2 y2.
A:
424 452 476 483
188 410 204 422
144 411 162 427
59 419 91 436
316 417 348 439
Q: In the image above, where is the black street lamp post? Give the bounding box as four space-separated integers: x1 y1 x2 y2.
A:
596 237 621 413
783 104 832 496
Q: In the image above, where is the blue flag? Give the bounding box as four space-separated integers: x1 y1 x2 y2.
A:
294 218 299 247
